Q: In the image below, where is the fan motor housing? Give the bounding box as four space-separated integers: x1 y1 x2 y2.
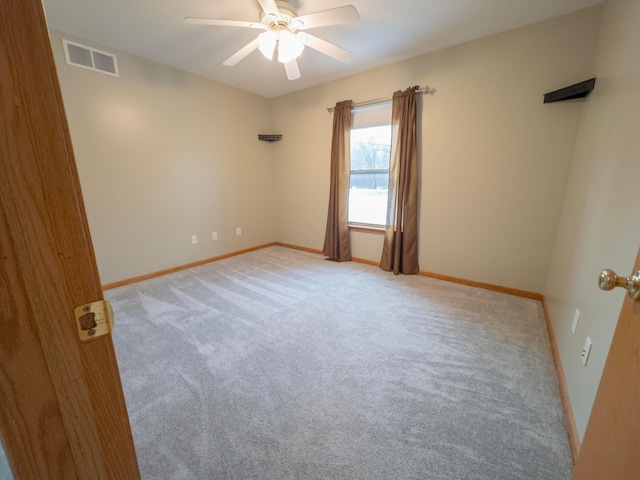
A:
275 1 297 18
261 1 298 26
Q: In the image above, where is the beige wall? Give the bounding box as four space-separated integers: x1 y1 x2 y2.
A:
50 30 276 285
51 10 601 292
544 0 640 441
269 7 601 293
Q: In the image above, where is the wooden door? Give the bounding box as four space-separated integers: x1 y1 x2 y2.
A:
0 1 140 479
573 246 640 478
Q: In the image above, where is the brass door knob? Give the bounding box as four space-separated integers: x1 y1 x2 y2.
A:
598 269 640 301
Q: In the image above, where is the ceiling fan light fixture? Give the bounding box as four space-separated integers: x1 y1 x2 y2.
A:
258 30 277 60
187 2 359 79
277 30 304 63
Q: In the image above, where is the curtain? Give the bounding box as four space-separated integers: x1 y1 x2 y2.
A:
380 87 420 274
322 100 353 261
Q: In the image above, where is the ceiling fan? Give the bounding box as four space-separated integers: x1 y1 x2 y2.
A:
185 0 359 80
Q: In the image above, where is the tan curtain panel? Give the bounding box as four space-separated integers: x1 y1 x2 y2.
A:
380 87 420 274
322 100 353 261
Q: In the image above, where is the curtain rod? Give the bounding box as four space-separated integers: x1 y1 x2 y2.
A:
326 85 432 113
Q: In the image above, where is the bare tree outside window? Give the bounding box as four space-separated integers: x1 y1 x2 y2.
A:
348 125 391 225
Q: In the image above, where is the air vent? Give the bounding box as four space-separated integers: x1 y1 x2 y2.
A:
62 39 119 77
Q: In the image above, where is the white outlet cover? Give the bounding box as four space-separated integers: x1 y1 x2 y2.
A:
212 232 218 240
236 227 242 236
581 336 592 366
571 309 580 335
191 234 198 245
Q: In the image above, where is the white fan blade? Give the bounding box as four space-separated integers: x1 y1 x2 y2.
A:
257 0 280 17
302 33 354 63
185 17 264 29
223 37 260 66
284 59 301 80
296 5 359 30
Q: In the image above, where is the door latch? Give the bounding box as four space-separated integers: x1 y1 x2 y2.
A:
74 300 114 342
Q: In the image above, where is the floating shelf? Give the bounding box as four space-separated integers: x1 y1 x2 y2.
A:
258 134 282 142
543 78 596 103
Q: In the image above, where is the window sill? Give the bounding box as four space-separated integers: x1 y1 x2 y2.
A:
348 223 385 235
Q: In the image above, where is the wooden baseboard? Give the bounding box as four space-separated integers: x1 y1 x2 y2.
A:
351 256 379 266
102 242 278 290
272 242 322 256
275 242 544 300
417 271 544 301
275 242 542 300
541 296 581 462
104 240 545 304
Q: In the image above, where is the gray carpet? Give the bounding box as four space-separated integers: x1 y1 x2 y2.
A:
107 246 573 480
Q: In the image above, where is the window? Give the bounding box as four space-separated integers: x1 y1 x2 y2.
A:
348 103 392 227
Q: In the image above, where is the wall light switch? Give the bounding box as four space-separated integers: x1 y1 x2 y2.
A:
581 336 592 366
212 232 218 241
571 309 580 335
191 234 198 245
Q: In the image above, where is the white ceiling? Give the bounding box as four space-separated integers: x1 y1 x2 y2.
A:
42 0 603 99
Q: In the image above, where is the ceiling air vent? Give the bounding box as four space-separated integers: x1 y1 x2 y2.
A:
62 39 119 77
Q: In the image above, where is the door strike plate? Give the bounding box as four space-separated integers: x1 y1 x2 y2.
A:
74 300 114 342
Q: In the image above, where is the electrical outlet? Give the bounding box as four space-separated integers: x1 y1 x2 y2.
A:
212 232 218 241
571 309 580 335
581 337 592 366
191 234 198 245
236 227 242 236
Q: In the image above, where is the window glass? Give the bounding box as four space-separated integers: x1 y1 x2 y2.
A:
348 103 392 226
348 126 391 225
